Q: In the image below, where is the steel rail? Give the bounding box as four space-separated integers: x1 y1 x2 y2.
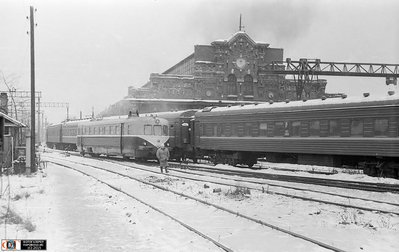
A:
47 158 347 252
51 161 234 252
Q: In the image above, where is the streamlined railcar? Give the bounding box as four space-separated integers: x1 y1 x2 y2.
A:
150 110 197 161
46 120 83 150
76 115 169 160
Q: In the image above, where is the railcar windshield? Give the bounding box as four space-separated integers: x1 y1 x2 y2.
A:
154 125 162 136
144 125 152 135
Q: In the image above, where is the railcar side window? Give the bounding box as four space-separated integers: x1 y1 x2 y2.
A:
374 118 389 136
154 125 162 136
329 120 340 136
224 124 232 137
216 124 222 137
309 120 320 136
236 123 244 137
163 125 168 136
205 124 215 136
144 125 152 135
351 119 363 136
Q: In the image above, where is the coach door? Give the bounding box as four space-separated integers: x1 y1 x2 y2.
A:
120 123 124 154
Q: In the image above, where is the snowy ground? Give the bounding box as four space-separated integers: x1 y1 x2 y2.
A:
0 151 398 251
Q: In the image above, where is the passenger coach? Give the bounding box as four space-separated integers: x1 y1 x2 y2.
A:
193 94 399 177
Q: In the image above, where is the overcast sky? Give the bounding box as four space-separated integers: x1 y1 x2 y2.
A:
1 0 398 123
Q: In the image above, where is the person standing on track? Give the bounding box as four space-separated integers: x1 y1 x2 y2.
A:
156 144 170 173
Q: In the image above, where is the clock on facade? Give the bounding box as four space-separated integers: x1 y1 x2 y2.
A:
236 58 246 69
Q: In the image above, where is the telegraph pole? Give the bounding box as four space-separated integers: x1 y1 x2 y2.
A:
29 6 36 173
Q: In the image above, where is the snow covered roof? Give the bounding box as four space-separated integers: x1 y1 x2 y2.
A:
124 97 259 104
0 111 26 127
204 93 399 114
213 31 270 47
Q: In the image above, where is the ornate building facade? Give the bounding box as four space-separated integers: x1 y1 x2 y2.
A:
127 31 327 105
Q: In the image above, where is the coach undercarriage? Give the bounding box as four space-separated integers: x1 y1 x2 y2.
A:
198 149 399 178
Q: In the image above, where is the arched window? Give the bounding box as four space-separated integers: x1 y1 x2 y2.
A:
243 74 253 96
225 74 237 95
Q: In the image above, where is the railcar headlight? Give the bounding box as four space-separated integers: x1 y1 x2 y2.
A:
143 141 147 146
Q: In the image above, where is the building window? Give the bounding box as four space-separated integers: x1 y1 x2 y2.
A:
226 74 237 95
243 75 253 95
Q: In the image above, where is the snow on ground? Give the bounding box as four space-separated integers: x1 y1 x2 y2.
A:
1 151 398 251
0 163 223 251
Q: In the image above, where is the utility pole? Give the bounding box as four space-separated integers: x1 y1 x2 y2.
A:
29 6 36 173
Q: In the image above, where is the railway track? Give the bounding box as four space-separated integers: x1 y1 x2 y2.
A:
49 150 399 194
111 158 399 215
46 156 346 252
168 162 399 194
47 154 399 215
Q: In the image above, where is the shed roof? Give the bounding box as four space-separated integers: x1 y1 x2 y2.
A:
0 112 26 127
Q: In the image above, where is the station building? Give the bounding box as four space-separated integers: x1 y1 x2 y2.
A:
101 30 327 116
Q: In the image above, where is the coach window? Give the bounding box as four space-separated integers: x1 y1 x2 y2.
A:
154 125 162 136
274 122 285 136
244 123 252 136
251 122 259 137
309 120 320 136
291 121 301 136
329 120 340 137
144 125 152 135
351 119 363 136
374 118 388 137
259 122 267 136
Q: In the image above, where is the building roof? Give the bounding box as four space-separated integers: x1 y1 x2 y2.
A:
0 111 26 127
212 31 270 47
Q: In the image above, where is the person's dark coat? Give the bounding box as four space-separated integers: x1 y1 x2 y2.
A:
156 147 170 167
